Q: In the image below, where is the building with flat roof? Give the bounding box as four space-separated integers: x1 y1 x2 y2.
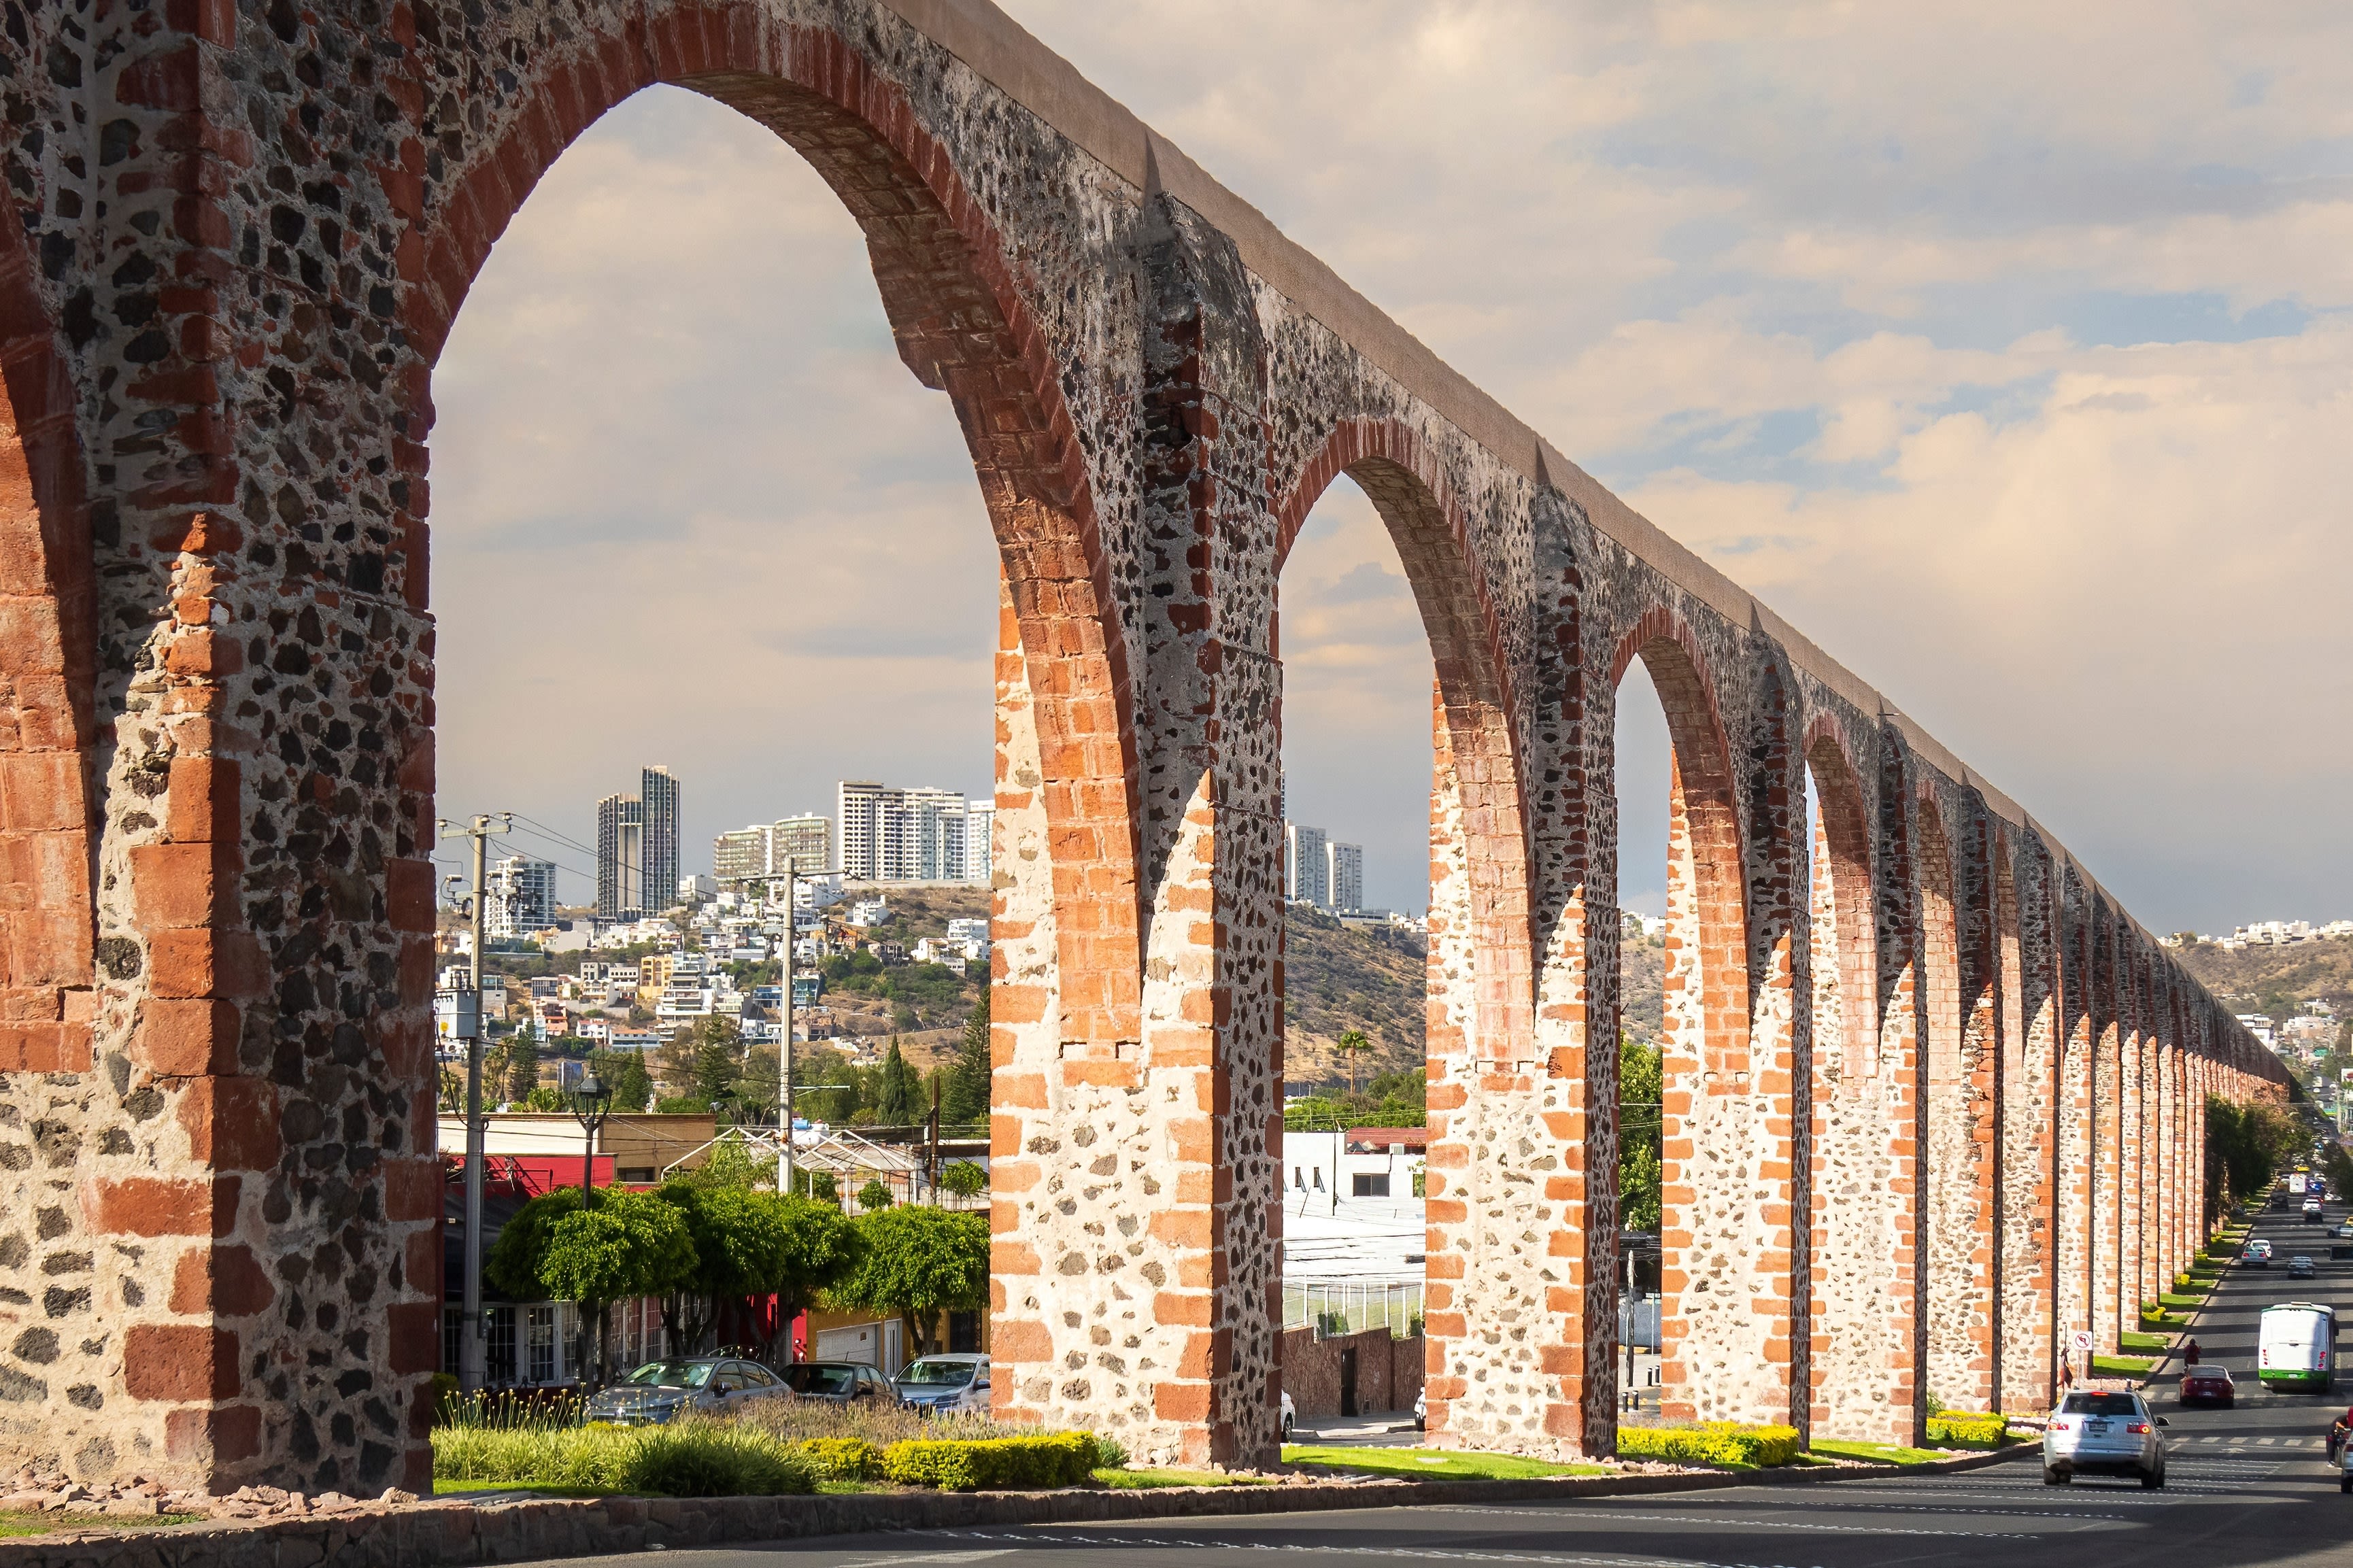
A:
596 766 680 920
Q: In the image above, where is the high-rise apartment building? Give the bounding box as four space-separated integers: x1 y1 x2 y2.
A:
1285 822 1330 908
1325 840 1363 915
838 781 979 882
713 813 836 890
486 856 558 937
596 766 680 921
964 803 995 887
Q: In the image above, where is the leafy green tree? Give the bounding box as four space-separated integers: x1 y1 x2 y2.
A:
942 995 992 1126
486 1187 589 1301
858 1176 896 1212
503 1025 542 1104
592 1049 654 1114
522 1084 563 1112
539 1189 696 1385
2205 1094 2300 1221
940 1160 987 1199
1619 1036 1663 1233
841 1206 988 1356
878 1038 913 1125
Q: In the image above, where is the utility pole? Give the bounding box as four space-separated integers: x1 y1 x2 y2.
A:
440 813 510 1393
778 866 796 1196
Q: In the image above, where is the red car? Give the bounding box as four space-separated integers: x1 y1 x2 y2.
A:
2179 1365 2235 1407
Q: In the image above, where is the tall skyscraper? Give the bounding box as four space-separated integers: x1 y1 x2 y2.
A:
964 803 995 887
596 766 680 920
714 813 835 891
838 781 885 881
1326 841 1363 915
1285 822 1330 908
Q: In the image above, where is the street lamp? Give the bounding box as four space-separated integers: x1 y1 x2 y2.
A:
570 1072 613 1205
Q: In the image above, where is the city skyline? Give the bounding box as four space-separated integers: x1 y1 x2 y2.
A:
426 6 2353 934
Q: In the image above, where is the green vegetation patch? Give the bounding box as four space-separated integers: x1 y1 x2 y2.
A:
1284 1446 1607 1481
881 1433 1100 1491
1616 1422 1801 1468
2093 1354 2156 1377
2118 1331 2171 1353
432 1479 609 1499
1923 1413 2011 1450
1091 1467 1272 1489
1808 1439 1945 1466
432 1418 817 1497
0 1512 206 1537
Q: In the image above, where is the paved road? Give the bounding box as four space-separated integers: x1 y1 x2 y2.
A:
516 1202 2353 1568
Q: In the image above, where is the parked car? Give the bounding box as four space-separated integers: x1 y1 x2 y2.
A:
583 1357 792 1427
893 1354 992 1416
2044 1388 2167 1488
1412 1387 1425 1430
2178 1365 2235 1408
1281 1388 1296 1441
2292 1255 2318 1280
777 1361 898 1405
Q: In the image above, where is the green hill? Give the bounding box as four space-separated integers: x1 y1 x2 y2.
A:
2173 935 2353 1022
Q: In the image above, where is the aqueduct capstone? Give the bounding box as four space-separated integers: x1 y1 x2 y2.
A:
0 0 2289 1490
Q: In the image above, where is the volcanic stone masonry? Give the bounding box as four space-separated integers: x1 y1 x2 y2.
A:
0 0 2288 1491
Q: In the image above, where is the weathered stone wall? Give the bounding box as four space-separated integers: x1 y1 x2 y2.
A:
0 0 2287 1490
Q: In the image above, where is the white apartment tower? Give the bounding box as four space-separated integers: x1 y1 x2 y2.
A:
1325 840 1363 915
839 781 978 882
486 856 558 937
964 803 995 887
1285 823 1330 908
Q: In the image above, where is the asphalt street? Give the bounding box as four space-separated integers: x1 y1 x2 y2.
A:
514 1197 2353 1568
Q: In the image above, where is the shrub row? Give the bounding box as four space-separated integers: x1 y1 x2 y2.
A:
881 1433 1101 1490
1925 1412 2008 1447
1614 1422 1801 1467
795 1437 884 1482
433 1419 817 1497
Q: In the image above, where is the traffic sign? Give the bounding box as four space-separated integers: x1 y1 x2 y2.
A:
2071 1330 2093 1352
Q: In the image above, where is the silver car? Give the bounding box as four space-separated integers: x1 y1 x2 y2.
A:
2044 1388 2167 1487
583 1357 790 1426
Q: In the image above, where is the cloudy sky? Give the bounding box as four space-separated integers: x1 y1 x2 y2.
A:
429 1 2353 933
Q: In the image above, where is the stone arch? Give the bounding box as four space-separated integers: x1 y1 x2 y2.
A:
1273 419 1533 1057
403 14 1146 1044
1801 719 1875 1080
0 189 96 1073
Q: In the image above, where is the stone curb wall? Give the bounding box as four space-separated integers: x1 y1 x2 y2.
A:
0 1446 2032 1568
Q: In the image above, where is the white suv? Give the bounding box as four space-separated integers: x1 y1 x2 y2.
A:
2044 1388 2167 1487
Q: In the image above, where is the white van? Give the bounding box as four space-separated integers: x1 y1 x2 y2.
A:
2258 1302 2337 1393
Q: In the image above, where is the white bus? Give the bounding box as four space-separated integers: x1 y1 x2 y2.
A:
2259 1302 2337 1393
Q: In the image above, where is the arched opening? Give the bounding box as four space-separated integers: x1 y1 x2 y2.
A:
1917 797 1988 1412
0 205 94 1074
1271 422 1531 1445
402 31 1145 1437
1609 617 1757 1427
1267 468 1436 1417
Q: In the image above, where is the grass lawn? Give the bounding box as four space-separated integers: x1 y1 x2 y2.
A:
1283 1446 1608 1482
433 1479 611 1500
2119 1331 2171 1353
2093 1354 2156 1377
0 1512 204 1537
2159 1289 2210 1306
1807 1440 1946 1466
1092 1467 1271 1489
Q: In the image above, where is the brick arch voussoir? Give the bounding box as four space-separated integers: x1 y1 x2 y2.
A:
0 182 97 1073
1272 416 1534 1046
399 5 1145 1032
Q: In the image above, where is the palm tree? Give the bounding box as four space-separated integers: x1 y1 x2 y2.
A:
1336 1029 1371 1097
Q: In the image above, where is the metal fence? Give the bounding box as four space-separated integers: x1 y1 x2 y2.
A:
1283 1281 1424 1337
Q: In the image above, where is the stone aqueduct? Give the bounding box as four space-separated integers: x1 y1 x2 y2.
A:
0 0 2290 1493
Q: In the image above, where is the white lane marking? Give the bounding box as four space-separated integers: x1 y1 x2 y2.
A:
1427 1499 2118 1525
900 1531 1824 1568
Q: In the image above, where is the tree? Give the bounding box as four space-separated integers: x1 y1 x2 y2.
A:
1336 1029 1371 1096
878 1038 913 1125
858 1176 896 1212
592 1049 654 1114
539 1189 696 1385
940 1160 987 1199
2205 1094 2299 1221
942 995 992 1126
1618 1035 1663 1234
841 1206 988 1357
504 1024 541 1104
